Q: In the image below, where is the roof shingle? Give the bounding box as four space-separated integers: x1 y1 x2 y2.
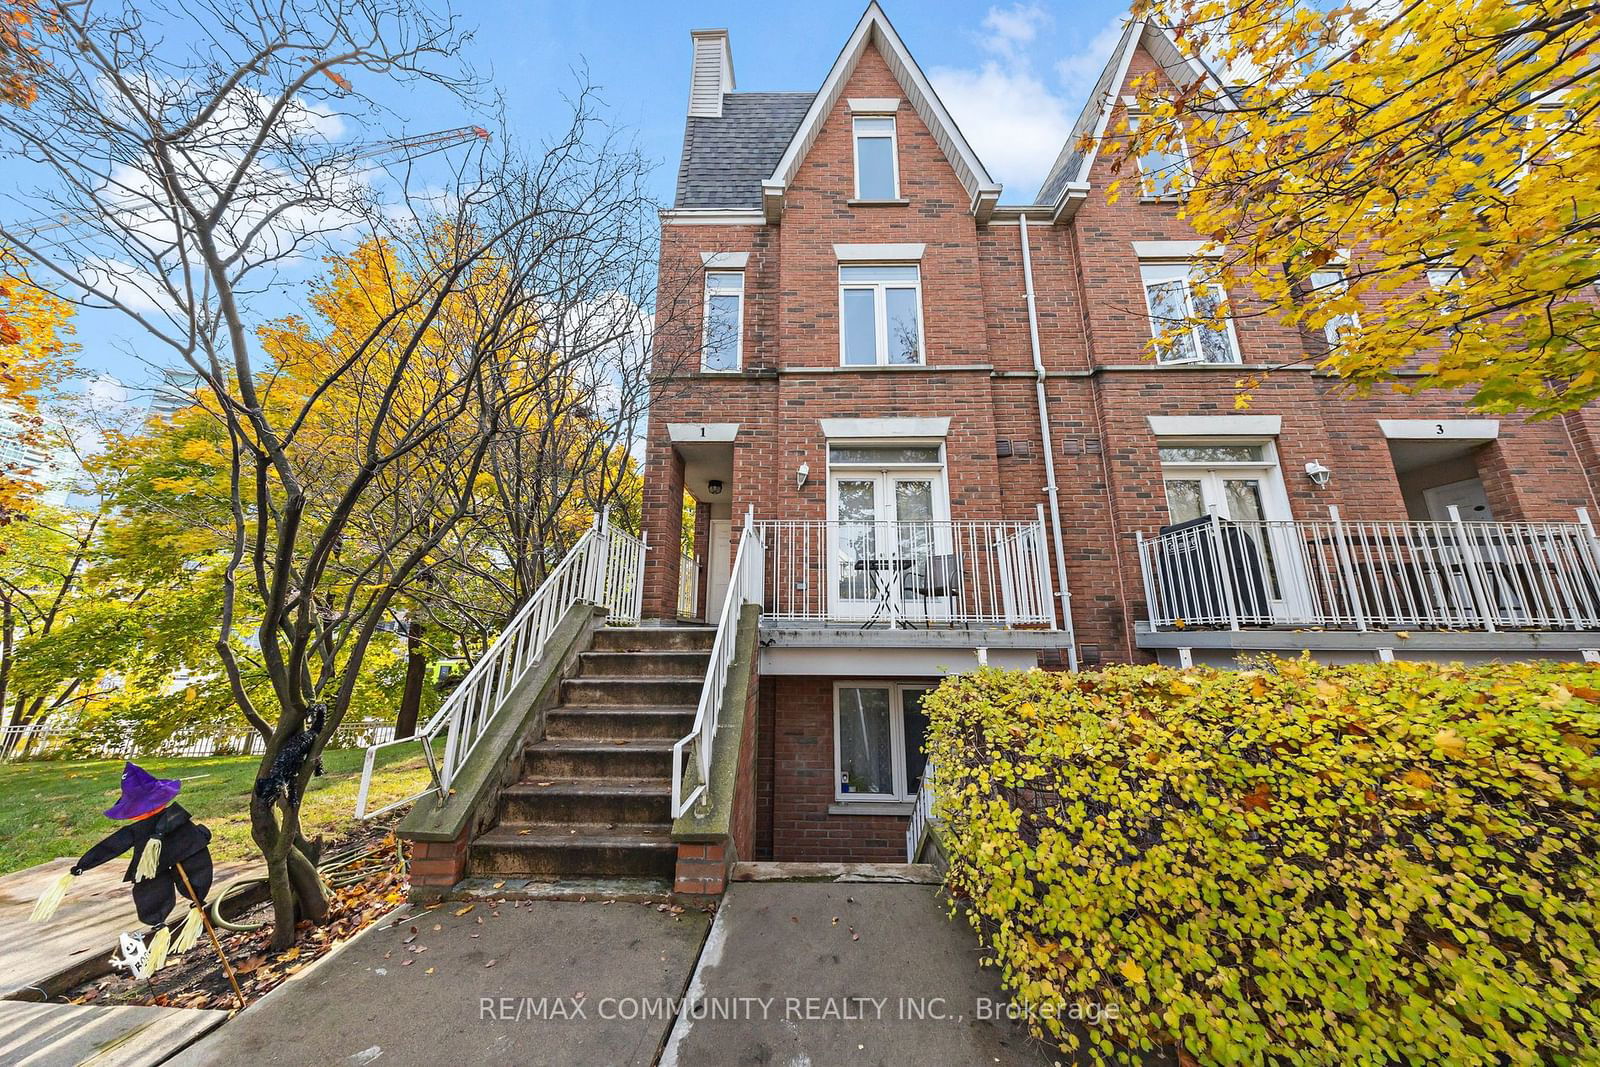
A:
674 92 815 209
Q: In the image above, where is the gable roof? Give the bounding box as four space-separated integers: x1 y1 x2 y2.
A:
761 1 1002 223
1035 19 1237 211
675 92 815 209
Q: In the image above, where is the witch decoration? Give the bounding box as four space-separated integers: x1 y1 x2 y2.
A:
29 763 244 1004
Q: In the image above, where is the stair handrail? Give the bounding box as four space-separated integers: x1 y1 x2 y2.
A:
671 509 764 818
355 513 646 819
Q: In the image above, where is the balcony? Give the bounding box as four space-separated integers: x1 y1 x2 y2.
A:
756 516 1056 629
1135 508 1600 664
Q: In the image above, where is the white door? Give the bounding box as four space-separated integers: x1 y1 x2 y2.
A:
1423 478 1494 522
828 472 944 621
1162 465 1307 621
705 518 733 621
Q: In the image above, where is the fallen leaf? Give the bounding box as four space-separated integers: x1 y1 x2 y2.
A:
454 904 475 917
486 960 498 968
424 967 435 975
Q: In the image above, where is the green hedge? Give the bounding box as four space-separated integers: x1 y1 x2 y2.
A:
926 659 1600 1065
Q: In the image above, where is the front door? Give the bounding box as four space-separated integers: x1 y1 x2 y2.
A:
705 518 732 621
1423 478 1494 522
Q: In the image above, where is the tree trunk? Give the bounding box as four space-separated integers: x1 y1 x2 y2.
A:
250 790 330 951
396 621 425 738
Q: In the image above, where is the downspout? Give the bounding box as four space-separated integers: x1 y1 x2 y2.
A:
1018 212 1079 670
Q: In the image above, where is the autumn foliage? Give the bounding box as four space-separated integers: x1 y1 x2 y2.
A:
929 659 1600 1064
1115 0 1600 415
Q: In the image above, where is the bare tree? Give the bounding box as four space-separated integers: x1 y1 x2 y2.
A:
0 0 670 948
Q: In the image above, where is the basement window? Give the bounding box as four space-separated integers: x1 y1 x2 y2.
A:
834 683 930 803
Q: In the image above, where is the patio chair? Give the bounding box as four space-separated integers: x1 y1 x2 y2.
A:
906 552 963 629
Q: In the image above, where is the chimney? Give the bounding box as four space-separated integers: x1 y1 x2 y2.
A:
688 29 735 118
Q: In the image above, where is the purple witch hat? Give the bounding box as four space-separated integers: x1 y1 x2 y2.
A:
104 762 181 819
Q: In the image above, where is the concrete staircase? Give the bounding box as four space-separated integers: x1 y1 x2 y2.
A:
467 626 713 884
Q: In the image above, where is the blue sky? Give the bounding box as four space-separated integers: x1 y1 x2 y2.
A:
43 0 1129 388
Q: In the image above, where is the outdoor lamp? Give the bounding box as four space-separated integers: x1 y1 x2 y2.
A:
708 479 723 495
796 462 810 489
1305 460 1332 487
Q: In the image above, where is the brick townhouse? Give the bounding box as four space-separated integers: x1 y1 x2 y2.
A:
638 3 1600 863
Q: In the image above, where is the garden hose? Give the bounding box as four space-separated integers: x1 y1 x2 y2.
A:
208 837 405 932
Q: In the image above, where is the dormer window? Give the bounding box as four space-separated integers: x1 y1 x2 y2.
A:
1129 115 1190 198
852 116 899 200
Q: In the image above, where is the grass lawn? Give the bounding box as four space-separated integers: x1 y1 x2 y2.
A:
0 744 435 875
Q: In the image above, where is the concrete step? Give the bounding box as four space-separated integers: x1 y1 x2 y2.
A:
468 823 677 879
591 626 715 653
498 777 672 824
561 676 703 707
577 650 711 678
545 705 696 740
522 737 675 779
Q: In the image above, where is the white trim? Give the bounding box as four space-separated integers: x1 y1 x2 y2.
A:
821 416 950 438
1133 240 1218 260
700 251 749 269
833 242 925 261
668 422 740 444
660 209 766 226
848 97 901 113
1378 419 1500 442
851 114 900 200
1037 21 1236 211
1147 415 1281 437
763 2 1001 222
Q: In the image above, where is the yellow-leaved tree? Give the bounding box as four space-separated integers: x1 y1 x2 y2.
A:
1115 0 1599 415
0 254 75 519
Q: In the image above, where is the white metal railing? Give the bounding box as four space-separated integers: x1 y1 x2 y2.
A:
671 510 764 818
905 762 937 863
355 513 648 818
1137 505 1600 633
756 508 1056 628
0 719 397 763
677 551 699 619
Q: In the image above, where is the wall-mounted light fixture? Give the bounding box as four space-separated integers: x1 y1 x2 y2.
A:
1304 460 1332 487
707 479 724 496
796 462 810 490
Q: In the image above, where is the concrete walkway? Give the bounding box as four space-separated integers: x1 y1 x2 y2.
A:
660 881 1056 1066
169 899 712 1066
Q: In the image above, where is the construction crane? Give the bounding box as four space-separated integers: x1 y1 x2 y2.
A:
3 126 494 240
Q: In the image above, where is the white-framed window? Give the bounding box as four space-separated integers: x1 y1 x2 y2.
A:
839 263 924 366
702 271 744 372
1139 261 1240 365
1130 115 1190 198
852 115 899 200
1306 266 1358 347
834 682 931 802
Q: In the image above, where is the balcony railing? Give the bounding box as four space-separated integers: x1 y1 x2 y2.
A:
756 509 1056 629
1137 506 1600 633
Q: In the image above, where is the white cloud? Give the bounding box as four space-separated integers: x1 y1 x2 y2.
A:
1054 17 1129 106
930 62 1072 198
981 3 1050 59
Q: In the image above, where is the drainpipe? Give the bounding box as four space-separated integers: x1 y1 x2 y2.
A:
1018 212 1079 671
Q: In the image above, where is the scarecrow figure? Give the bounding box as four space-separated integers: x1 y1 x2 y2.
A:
72 762 214 927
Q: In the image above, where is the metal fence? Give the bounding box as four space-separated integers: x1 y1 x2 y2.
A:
1137 506 1600 632
0 719 398 763
756 509 1056 629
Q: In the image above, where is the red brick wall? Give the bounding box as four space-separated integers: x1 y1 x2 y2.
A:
767 676 909 863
